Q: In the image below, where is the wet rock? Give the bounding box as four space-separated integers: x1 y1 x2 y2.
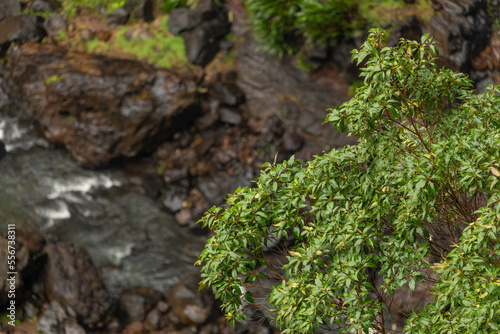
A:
0 225 46 308
299 42 328 71
117 286 164 325
423 0 492 72
123 321 147 334
173 131 194 148
37 300 87 334
162 185 189 213
135 0 155 22
471 31 500 71
388 15 423 45
106 7 130 26
172 148 199 171
144 308 162 331
29 0 61 13
182 17 231 67
475 76 495 93
233 29 357 156
171 0 231 67
43 13 67 38
163 168 189 184
0 15 46 56
5 42 200 167
210 82 245 106
168 273 219 327
175 208 193 226
0 140 6 159
196 100 220 130
281 131 303 152
197 171 250 206
219 107 242 125
0 0 20 22
44 242 112 330
168 8 197 35
190 0 220 22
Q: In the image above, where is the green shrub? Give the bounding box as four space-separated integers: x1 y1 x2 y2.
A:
245 0 303 57
197 29 500 333
297 0 365 48
244 0 373 56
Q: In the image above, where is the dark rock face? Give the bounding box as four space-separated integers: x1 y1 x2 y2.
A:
135 0 155 22
44 242 112 330
0 225 46 308
424 0 492 72
168 8 197 35
0 15 46 56
43 12 67 38
233 33 357 156
168 0 231 67
182 17 231 67
37 301 87 334
167 273 220 326
28 0 61 13
0 0 20 22
0 140 6 159
106 6 130 25
4 42 200 167
210 81 245 106
162 185 189 213
116 286 164 325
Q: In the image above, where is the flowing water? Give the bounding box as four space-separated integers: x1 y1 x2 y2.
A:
0 111 202 296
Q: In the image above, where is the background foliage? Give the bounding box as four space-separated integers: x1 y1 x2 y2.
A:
242 0 431 56
198 29 500 333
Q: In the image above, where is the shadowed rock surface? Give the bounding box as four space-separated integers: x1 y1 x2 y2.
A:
0 14 46 55
44 242 112 330
116 286 164 325
4 42 200 167
0 0 21 22
423 0 492 73
0 225 46 309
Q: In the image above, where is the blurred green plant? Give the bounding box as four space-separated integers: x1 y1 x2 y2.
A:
161 0 199 13
243 0 434 57
82 16 189 69
61 0 126 17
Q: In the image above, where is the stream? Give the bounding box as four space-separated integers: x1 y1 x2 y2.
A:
0 110 202 297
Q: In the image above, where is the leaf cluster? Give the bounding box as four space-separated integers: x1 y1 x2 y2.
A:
198 29 500 333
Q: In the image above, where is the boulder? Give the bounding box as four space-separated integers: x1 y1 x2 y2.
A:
37 301 87 334
0 0 21 22
219 107 242 125
135 0 155 22
44 242 112 330
423 0 492 72
162 185 189 213
182 17 231 67
116 286 164 324
190 0 220 22
0 15 46 56
0 225 46 308
28 0 61 13
0 140 6 159
167 273 220 327
168 8 197 35
4 42 200 168
43 12 67 38
210 81 245 106
168 0 231 67
106 7 130 25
